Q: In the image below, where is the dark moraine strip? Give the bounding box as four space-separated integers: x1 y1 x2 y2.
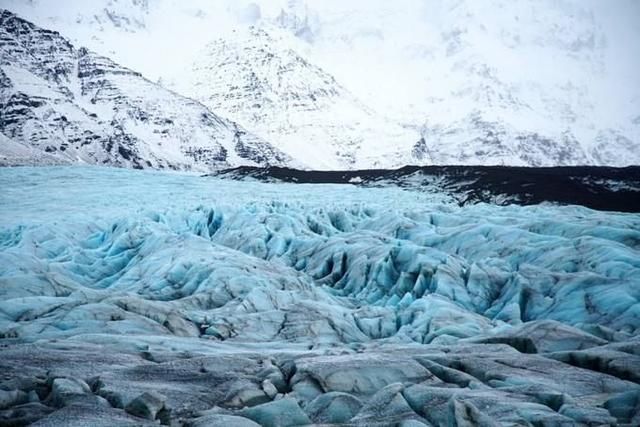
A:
208 165 640 213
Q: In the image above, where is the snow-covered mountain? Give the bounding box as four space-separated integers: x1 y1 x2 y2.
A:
275 0 640 166
176 26 417 169
1 0 639 168
0 9 292 170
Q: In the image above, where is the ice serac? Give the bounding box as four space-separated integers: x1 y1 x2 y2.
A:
0 10 292 170
0 167 639 425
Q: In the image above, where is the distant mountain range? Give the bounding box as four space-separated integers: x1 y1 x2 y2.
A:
0 10 292 170
1 1 639 170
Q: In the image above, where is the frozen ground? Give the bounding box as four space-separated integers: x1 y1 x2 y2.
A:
1 166 639 426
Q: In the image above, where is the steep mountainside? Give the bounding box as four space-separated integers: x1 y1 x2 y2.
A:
0 9 292 170
276 0 640 166
1 0 639 168
176 26 418 169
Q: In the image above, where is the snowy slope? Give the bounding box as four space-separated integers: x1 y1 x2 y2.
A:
0 9 293 170
175 26 418 169
2 0 639 168
274 0 640 166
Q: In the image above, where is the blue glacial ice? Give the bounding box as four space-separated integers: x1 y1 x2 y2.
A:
0 166 639 426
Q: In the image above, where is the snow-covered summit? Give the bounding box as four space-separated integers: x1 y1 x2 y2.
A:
174 25 418 169
273 0 640 166
0 9 292 170
2 0 639 168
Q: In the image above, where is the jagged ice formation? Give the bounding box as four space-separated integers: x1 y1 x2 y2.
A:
0 166 639 425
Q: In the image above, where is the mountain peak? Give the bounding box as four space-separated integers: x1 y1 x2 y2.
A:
173 24 417 170
0 10 293 170
1 1 639 169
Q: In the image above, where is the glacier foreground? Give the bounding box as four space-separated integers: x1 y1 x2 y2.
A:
1 167 639 426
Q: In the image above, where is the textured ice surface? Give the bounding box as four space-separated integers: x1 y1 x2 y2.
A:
1 166 639 426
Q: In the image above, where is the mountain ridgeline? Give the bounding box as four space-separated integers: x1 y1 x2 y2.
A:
0 10 292 171
1 5 639 171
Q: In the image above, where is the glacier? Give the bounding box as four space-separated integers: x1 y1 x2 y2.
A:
1 166 639 426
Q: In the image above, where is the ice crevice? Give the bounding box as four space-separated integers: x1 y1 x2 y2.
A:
2 201 640 343
3 201 640 344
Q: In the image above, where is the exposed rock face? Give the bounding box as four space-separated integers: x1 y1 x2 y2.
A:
0 10 292 170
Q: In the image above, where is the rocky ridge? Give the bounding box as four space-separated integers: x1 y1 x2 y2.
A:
0 10 292 171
